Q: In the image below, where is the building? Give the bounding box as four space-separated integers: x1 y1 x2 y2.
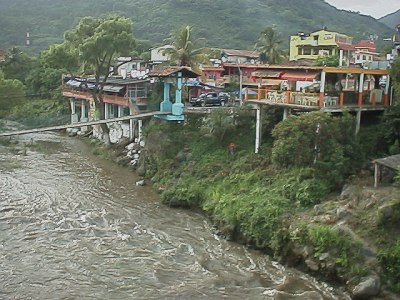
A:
353 40 380 66
289 29 353 62
150 45 173 66
116 57 149 79
62 76 151 142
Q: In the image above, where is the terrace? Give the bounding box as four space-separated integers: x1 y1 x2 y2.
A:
243 67 390 112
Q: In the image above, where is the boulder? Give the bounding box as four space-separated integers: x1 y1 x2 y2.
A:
126 143 135 150
314 204 325 215
352 275 381 299
135 180 145 186
336 207 352 220
305 258 319 271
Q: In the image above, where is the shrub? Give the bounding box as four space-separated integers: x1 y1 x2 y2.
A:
291 224 364 277
378 241 400 293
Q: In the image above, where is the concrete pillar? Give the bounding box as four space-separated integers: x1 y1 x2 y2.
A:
283 107 289 120
118 105 123 118
104 103 109 119
383 75 390 106
160 81 172 113
355 109 362 136
175 72 182 103
81 100 87 121
129 119 135 140
255 104 262 154
358 73 364 107
138 119 143 142
172 72 184 116
319 71 326 107
374 163 379 188
70 98 78 124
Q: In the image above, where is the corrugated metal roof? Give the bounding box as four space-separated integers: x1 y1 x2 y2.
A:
222 49 260 58
373 154 400 171
148 66 200 78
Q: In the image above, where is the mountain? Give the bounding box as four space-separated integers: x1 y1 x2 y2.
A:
379 9 400 29
0 0 394 55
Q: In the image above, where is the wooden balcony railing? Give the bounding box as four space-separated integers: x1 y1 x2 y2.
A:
243 88 388 109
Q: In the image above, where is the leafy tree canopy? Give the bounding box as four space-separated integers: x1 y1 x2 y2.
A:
0 70 25 117
42 15 137 144
163 25 206 67
255 27 285 64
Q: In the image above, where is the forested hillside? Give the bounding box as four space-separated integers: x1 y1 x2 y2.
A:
379 9 400 30
0 0 394 55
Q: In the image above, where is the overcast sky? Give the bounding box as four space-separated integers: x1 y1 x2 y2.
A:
325 0 399 19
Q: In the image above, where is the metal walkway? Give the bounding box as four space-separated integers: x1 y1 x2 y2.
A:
0 111 169 137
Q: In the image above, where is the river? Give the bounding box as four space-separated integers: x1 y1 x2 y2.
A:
0 132 350 299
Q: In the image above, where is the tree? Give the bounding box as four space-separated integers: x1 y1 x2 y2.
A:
163 25 206 67
0 47 35 83
314 54 339 67
255 27 285 64
42 15 136 145
271 112 360 188
0 70 25 117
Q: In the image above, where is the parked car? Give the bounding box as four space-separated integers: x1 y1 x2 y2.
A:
190 92 227 107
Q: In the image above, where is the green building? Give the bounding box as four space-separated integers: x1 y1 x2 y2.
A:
289 29 353 61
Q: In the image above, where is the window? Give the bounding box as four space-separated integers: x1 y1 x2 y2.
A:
128 85 147 101
108 104 118 118
303 48 311 55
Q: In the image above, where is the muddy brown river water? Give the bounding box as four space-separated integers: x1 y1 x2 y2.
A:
0 132 350 299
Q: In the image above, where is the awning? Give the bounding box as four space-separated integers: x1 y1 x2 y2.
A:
281 71 318 82
103 85 124 93
251 71 282 78
261 79 283 86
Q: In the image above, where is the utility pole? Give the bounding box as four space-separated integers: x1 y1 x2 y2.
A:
237 59 243 106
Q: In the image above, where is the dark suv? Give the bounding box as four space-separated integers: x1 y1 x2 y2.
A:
190 92 228 107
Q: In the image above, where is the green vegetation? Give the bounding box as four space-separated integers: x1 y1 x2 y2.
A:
0 0 394 55
163 25 206 68
378 240 400 293
0 70 25 118
43 15 136 145
254 26 286 64
140 103 400 294
292 223 365 277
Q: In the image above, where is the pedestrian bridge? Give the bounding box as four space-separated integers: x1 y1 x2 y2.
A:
0 111 169 137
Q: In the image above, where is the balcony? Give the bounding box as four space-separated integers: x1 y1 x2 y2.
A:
242 88 388 110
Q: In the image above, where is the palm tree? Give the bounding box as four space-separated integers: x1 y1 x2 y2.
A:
163 25 205 67
255 27 285 64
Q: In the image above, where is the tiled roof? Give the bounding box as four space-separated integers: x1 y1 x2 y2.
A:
337 42 356 51
354 40 376 50
222 49 260 58
201 66 224 71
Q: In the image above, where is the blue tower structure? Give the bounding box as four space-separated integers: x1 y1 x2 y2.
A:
149 66 200 121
